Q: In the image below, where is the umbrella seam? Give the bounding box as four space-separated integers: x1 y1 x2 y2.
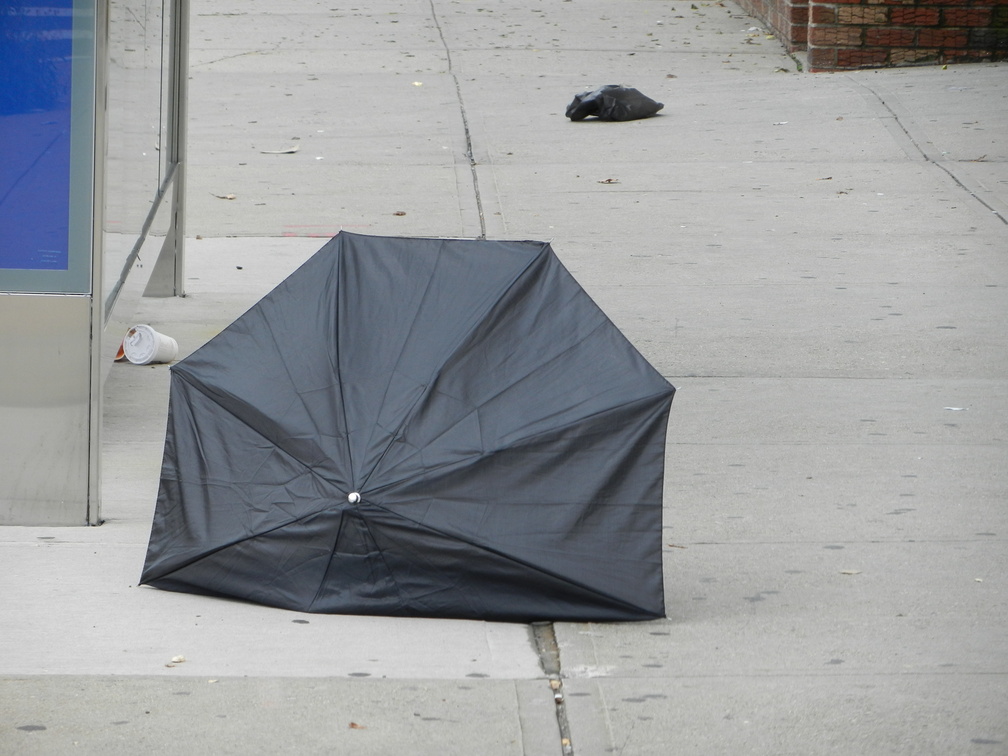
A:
333 234 354 484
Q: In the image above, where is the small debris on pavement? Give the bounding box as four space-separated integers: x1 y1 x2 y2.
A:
260 144 300 154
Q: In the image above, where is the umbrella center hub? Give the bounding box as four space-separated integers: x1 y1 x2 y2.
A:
347 491 361 505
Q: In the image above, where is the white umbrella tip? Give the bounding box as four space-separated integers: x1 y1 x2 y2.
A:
347 492 361 504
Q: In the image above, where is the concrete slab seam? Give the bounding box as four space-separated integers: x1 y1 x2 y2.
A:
428 0 486 240
848 76 1008 226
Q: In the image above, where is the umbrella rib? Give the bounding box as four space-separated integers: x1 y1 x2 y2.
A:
358 240 551 492
333 236 354 482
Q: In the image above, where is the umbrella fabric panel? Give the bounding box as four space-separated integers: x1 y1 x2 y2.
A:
172 244 350 485
357 242 673 491
141 375 341 584
148 510 346 612
370 393 673 618
336 234 547 488
311 505 661 621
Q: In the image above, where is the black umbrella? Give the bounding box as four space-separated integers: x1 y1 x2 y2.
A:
140 232 675 622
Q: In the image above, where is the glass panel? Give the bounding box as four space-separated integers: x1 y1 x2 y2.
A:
0 0 94 293
102 0 168 303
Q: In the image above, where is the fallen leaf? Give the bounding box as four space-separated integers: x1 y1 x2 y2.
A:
393 211 407 216
349 722 366 730
666 543 687 549
211 193 236 200
840 570 861 575
597 178 620 184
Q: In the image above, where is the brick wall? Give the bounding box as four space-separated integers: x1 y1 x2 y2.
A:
734 0 1008 70
808 0 1008 70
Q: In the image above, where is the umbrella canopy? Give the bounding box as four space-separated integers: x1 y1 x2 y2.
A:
140 232 675 622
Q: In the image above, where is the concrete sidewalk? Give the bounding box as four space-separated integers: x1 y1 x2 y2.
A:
2 1 1006 753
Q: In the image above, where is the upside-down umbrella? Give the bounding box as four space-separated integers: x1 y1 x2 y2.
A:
140 232 675 622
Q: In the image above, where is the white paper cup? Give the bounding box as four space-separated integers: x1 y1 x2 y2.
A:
122 325 179 365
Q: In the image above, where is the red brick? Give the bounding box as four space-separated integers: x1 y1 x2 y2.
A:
943 7 993 26
917 28 970 46
810 4 838 23
838 5 889 22
889 6 940 24
889 47 940 63
866 27 917 45
807 46 840 69
837 47 891 66
809 25 865 45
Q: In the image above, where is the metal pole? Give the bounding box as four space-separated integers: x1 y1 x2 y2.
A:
171 0 189 297
88 0 110 525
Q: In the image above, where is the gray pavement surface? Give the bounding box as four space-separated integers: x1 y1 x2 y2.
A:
2 1 1007 754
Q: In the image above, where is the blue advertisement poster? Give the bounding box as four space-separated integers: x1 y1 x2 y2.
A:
0 0 92 292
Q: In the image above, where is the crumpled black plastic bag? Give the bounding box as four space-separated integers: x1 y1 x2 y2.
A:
566 85 664 122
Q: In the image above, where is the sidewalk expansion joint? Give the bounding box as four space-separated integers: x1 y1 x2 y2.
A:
532 622 575 755
850 77 1007 227
428 0 487 240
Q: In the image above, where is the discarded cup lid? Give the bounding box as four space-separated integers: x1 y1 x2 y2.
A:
120 325 179 365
